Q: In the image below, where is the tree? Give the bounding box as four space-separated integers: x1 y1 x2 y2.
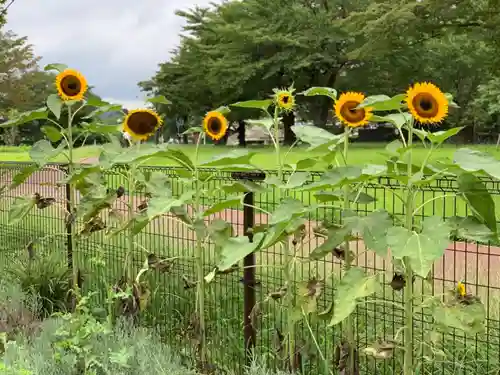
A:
0 30 56 144
143 0 500 144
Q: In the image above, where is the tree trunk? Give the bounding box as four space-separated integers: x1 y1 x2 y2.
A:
238 120 246 147
283 111 296 145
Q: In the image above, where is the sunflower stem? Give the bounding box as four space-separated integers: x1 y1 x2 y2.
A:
273 105 296 371
342 126 356 373
66 103 80 308
126 165 135 283
403 121 415 375
193 132 207 366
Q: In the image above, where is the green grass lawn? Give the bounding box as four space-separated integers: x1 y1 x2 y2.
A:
1 142 500 168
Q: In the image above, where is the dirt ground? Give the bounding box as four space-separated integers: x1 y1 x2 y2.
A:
2 164 500 299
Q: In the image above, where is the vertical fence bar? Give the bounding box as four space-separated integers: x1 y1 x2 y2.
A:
243 190 256 365
65 164 73 270
232 171 265 368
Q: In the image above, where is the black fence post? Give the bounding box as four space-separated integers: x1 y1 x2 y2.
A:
232 171 266 368
65 165 73 271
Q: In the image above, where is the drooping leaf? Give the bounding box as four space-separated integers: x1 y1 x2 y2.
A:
270 198 309 225
444 93 460 108
284 172 310 189
8 196 37 225
146 95 171 105
10 165 39 188
207 219 234 252
291 125 344 152
433 301 485 335
453 148 500 180
344 210 392 257
29 140 66 166
329 268 378 326
203 196 242 216
199 149 256 167
357 94 405 111
287 158 317 171
314 190 376 204
84 104 123 120
46 94 63 119
147 191 195 219
427 127 464 144
387 216 450 278
220 180 267 194
0 108 49 128
300 87 337 100
309 227 350 260
213 106 231 115
41 125 63 142
216 233 265 271
378 113 412 130
447 216 496 243
246 117 274 131
457 173 497 234
230 99 273 111
44 63 68 72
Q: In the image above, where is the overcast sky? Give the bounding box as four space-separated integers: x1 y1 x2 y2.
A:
5 0 215 109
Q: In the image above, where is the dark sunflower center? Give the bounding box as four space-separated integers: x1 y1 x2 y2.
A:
282 96 289 104
412 93 439 118
340 101 366 123
127 112 159 135
208 118 222 134
60 76 82 96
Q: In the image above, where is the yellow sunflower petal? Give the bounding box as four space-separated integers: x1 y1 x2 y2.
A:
406 82 448 124
122 109 162 141
55 69 88 101
203 111 228 140
334 92 372 128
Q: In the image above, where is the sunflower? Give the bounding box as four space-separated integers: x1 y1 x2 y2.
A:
55 69 88 101
406 82 448 124
275 90 295 111
334 92 372 128
456 281 466 298
203 111 228 140
122 109 162 141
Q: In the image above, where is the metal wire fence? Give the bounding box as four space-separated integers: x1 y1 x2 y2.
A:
1 160 500 375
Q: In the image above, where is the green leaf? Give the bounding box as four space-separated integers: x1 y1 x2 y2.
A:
270 198 309 225
313 190 375 204
433 301 485 335
309 227 350 260
86 95 110 107
182 126 202 135
344 210 392 257
84 104 124 120
207 219 233 251
81 122 119 134
46 94 63 119
0 108 49 128
29 140 65 166
284 172 310 189
246 117 274 131
427 127 464 144
444 93 460 108
213 106 231 115
203 196 242 216
447 216 496 243
217 233 265 271
453 148 500 179
358 94 405 111
44 63 68 72
387 216 450 278
146 95 171 105
230 100 273 111
378 113 412 130
329 268 378 326
288 158 317 170
10 165 39 189
8 196 36 225
41 125 63 142
199 149 256 167
147 191 195 219
291 125 344 152
457 173 497 233
300 87 337 100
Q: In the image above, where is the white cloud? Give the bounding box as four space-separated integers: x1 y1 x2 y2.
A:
5 0 216 105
